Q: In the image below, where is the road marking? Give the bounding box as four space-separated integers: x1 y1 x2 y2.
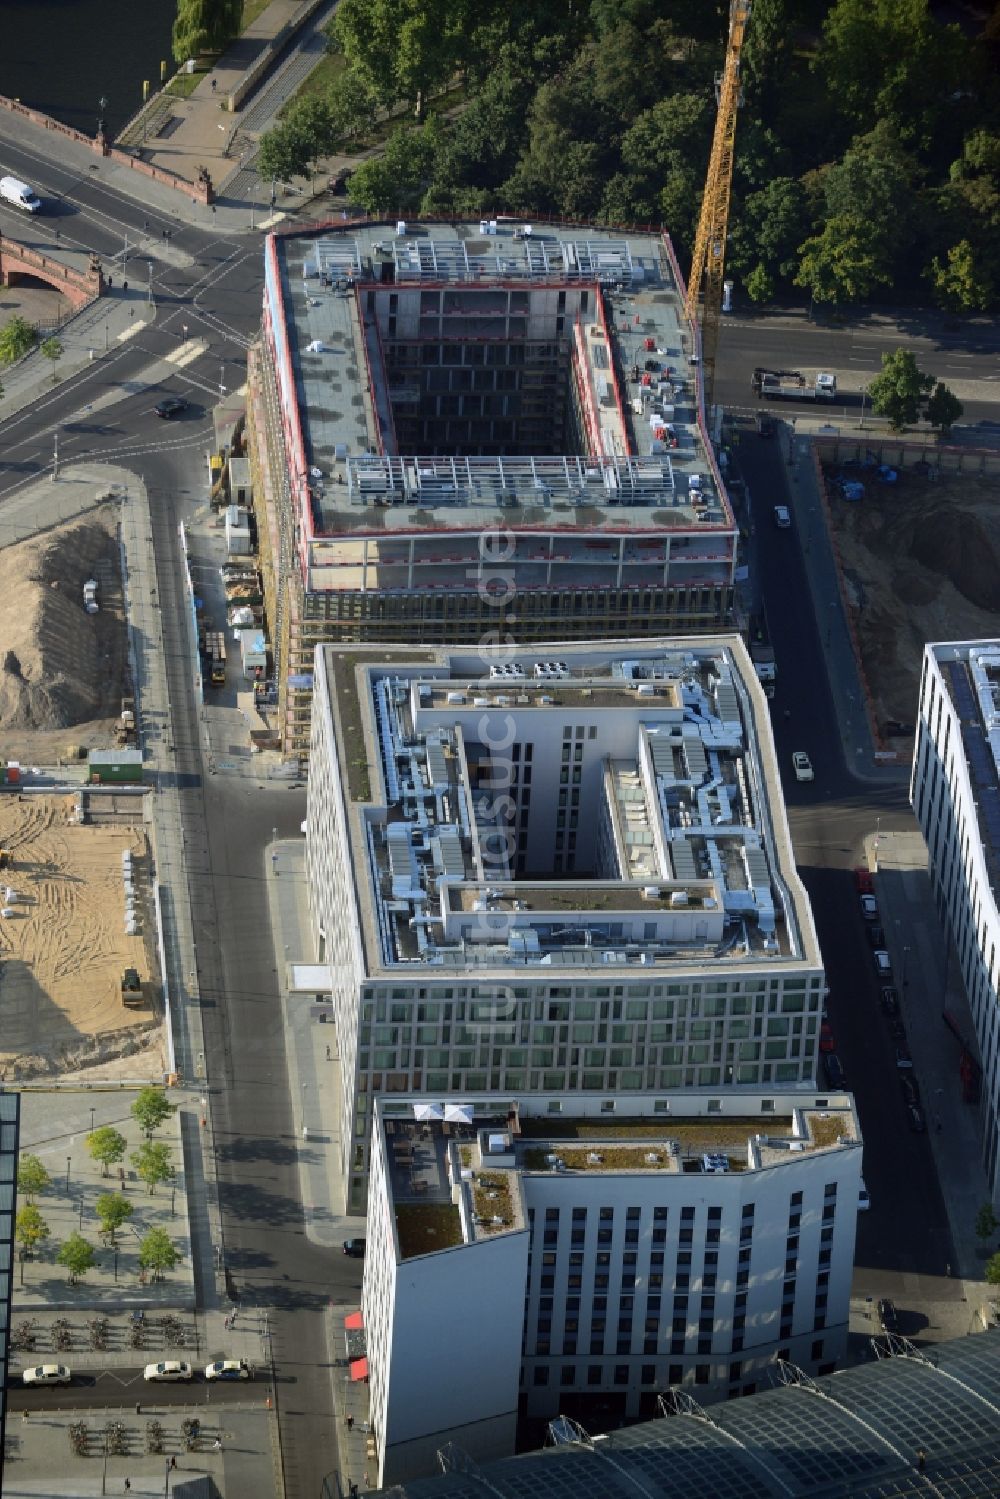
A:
117 319 148 344
166 340 211 368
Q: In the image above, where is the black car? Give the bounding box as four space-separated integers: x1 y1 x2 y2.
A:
880 986 900 1015
900 1074 920 1107
878 1298 899 1333
888 1016 906 1040
908 1105 926 1134
343 1238 366 1258
867 924 886 949
155 396 188 419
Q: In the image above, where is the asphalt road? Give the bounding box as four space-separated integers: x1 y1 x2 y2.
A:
0 148 351 1493
715 312 1000 430
737 432 954 1288
8 1367 262 1410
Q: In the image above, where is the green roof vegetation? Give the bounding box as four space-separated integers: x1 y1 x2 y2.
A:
395 1201 462 1260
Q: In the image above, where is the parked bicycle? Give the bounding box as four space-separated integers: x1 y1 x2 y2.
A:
53 1317 72 1351
146 1419 164 1455
11 1320 36 1352
69 1421 89 1456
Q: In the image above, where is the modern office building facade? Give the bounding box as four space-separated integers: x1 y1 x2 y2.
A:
911 640 1000 1197
305 636 826 1213
0 1089 20 1489
363 1090 861 1486
246 218 737 756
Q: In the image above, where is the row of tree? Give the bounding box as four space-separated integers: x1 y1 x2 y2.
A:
257 0 1000 312
172 0 243 68
14 1089 181 1284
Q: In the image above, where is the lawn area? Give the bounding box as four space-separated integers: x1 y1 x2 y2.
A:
165 69 208 100
292 47 347 103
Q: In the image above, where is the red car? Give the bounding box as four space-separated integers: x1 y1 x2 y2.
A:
854 866 874 894
820 1022 835 1053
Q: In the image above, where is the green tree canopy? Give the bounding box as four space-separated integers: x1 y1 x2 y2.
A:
929 240 993 314
868 349 934 430
349 121 441 215
987 1250 1000 1286
131 1140 174 1195
86 1127 127 1177
0 316 37 367
976 1203 999 1241
56 1232 97 1285
40 337 63 383
131 1087 175 1138
16 1154 51 1204
794 215 888 305
95 1193 134 1245
926 381 963 436
139 1227 181 1282
15 1203 50 1257
172 0 243 65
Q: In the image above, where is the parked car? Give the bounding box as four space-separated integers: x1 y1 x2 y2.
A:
144 1360 193 1383
823 1052 845 1089
874 949 893 978
880 986 900 1015
895 1045 913 1070
867 924 886 948
908 1104 926 1133
888 1016 906 1040
819 1022 835 1053
155 395 188 419
774 504 792 528
878 1298 899 1333
343 1238 366 1258
900 1074 920 1107
884 719 915 737
858 1180 871 1212
204 1359 251 1381
854 866 874 894
23 1364 71 1386
792 751 814 782
860 894 879 920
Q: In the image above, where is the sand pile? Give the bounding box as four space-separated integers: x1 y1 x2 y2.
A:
0 510 124 733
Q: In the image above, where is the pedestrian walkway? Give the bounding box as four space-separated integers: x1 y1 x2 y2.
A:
866 827 992 1289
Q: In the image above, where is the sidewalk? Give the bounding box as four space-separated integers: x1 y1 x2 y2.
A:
866 827 992 1290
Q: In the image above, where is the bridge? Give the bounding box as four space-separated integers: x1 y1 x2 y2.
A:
0 233 103 307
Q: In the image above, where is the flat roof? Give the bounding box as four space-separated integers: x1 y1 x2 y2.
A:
268 221 733 537
315 637 822 979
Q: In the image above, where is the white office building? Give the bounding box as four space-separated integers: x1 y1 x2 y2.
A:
306 637 826 1213
362 1089 862 1487
912 641 1000 1196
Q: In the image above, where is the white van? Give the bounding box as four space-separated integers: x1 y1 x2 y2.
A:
0 176 42 213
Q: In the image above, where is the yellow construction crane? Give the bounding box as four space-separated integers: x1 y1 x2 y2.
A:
685 0 751 410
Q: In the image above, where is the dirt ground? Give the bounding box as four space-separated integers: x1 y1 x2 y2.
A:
826 467 1000 739
0 506 130 765
0 796 158 1077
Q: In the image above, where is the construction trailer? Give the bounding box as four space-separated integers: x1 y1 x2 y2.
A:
87 749 143 785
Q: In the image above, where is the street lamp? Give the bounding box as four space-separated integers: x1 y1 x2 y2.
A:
66 1155 72 1191
97 95 108 139
860 384 869 430
220 362 226 401
90 1106 96 1134
147 260 154 306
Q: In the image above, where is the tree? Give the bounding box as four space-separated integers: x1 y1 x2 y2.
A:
976 1203 999 1242
926 381 963 436
15 1203 50 1258
131 1140 174 1195
0 315 37 366
16 1154 51 1204
794 216 888 305
929 240 991 314
349 121 440 216
56 1232 97 1285
333 0 468 115
731 177 809 285
986 1250 1000 1286
131 1087 175 1138
139 1227 181 1283
172 0 243 65
868 349 934 430
40 337 63 383
256 121 314 185
95 1193 134 1246
744 264 775 304
87 1126 127 1177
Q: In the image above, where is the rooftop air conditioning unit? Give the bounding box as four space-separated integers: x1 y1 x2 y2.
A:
670 891 689 908
641 886 661 900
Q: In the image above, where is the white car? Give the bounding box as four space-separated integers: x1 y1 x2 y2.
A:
858 1180 871 1211
144 1360 193 1382
860 894 878 920
774 505 791 528
204 1358 251 1381
23 1363 71 1386
792 751 814 782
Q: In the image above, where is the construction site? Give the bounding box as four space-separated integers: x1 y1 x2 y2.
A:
0 794 158 1080
823 458 1000 743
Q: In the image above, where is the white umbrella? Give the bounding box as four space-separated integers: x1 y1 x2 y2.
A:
413 1102 443 1121
444 1103 474 1124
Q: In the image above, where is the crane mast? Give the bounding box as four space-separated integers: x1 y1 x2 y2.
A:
684 0 751 410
